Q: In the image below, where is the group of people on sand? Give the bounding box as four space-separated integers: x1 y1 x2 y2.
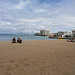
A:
12 37 22 43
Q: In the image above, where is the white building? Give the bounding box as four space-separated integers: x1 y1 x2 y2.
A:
58 31 71 37
40 30 49 36
72 30 75 37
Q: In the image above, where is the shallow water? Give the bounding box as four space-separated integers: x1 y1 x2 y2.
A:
0 34 57 41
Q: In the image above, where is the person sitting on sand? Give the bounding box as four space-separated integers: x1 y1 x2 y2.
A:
12 37 16 43
17 38 22 43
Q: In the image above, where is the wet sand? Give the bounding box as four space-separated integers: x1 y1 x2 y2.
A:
0 40 75 75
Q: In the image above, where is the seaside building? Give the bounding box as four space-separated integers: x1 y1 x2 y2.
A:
58 31 71 37
49 33 58 37
72 30 75 37
40 30 50 36
53 33 58 37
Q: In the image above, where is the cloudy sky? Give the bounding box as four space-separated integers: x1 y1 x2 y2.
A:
0 0 75 34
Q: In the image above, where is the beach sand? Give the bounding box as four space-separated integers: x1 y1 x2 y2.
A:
0 40 75 75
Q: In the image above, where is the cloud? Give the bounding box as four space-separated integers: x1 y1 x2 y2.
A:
15 0 30 9
0 0 75 33
0 21 11 26
34 9 48 13
17 18 46 23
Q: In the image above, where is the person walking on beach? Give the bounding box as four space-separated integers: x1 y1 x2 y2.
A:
12 37 16 43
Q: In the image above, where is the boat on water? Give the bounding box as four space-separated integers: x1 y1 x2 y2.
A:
49 36 68 39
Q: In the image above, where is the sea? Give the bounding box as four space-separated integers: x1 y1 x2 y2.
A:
0 34 56 41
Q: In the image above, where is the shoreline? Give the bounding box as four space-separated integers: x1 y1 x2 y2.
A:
0 39 57 42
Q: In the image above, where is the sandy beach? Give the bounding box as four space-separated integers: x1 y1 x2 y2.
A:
0 40 75 75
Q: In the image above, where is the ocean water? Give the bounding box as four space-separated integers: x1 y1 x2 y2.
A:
0 34 56 41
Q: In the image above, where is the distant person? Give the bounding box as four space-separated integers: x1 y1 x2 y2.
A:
12 37 16 43
17 38 22 43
